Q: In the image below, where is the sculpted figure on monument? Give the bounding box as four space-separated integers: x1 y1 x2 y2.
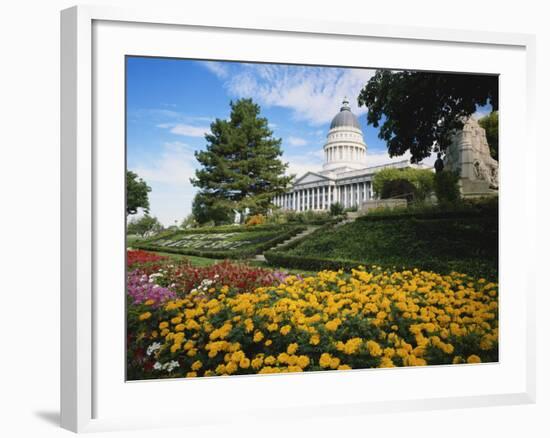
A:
443 117 498 192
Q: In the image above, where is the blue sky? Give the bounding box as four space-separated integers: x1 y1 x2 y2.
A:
127 57 483 225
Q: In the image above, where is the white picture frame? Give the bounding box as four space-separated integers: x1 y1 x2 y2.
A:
60 4 536 433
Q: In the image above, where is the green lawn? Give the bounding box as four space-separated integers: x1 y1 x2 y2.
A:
151 251 220 267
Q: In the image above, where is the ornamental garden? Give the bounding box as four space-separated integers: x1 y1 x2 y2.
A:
126 64 499 380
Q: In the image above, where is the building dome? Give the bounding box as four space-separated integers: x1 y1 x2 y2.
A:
329 97 361 130
322 98 368 172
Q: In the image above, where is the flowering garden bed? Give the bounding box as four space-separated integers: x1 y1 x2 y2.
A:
126 250 498 380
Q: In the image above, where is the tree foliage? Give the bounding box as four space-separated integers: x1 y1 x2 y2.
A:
373 167 435 201
192 192 234 226
191 98 292 221
381 179 417 202
358 71 498 162
478 111 499 160
127 215 163 237
126 170 151 216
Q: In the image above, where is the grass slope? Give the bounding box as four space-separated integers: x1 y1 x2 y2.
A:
269 211 498 279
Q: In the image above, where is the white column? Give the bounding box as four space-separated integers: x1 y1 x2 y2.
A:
322 186 326 210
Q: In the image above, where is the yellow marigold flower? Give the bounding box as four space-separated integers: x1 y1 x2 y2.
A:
215 364 226 375
139 312 152 321
325 318 341 331
151 330 158 338
264 355 276 365
379 357 395 368
452 356 464 364
244 318 254 333
265 339 273 346
366 340 383 357
185 319 201 331
309 334 320 345
253 331 264 342
480 336 493 351
171 316 182 325
337 364 352 370
204 370 214 377
267 323 279 332
467 355 482 364
280 325 292 336
187 348 197 357
174 323 185 332
170 343 181 353
251 357 264 369
159 321 169 330
239 357 250 369
144 299 155 306
319 353 332 368
329 357 341 369
297 355 310 368
231 350 245 363
287 343 299 355
225 362 238 374
186 372 197 378
191 360 203 371
277 352 290 364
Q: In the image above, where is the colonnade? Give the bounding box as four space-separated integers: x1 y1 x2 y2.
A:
324 145 366 162
272 181 373 211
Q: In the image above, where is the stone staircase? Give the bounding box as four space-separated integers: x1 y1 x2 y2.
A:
252 226 319 262
334 211 360 227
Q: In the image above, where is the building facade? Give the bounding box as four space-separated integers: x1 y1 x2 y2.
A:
273 98 422 211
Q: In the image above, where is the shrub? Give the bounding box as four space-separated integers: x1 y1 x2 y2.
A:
381 178 417 202
434 170 461 206
246 214 266 227
373 167 435 201
329 202 344 216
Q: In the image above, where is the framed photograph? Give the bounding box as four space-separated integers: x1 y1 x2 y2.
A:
61 5 536 433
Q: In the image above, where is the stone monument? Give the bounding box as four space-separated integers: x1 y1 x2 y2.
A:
443 116 498 197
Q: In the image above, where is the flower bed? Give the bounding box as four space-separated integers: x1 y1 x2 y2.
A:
132 225 306 259
127 249 168 268
127 266 498 380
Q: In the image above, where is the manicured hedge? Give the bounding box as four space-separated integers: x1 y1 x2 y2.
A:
265 206 498 280
264 250 497 279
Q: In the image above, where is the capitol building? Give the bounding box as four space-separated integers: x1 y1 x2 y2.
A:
272 98 425 211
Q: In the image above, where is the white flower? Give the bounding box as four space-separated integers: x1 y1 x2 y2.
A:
146 342 162 356
163 360 180 372
153 361 163 370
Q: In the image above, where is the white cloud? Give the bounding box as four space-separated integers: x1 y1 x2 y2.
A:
284 151 324 178
287 136 308 147
131 141 199 225
200 61 229 78
158 123 210 137
224 64 375 125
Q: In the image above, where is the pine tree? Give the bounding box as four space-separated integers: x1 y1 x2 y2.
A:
191 98 291 221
